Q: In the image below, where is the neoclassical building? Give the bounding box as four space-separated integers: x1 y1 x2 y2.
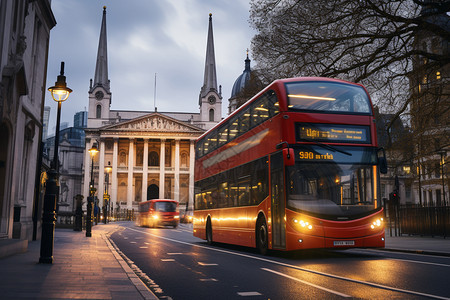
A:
83 9 222 213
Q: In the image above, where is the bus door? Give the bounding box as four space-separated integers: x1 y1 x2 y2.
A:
270 151 286 249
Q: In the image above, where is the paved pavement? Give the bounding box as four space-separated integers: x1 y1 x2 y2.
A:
384 231 450 257
0 224 157 299
0 223 448 299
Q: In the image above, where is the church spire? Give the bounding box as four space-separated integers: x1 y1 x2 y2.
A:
199 13 218 101
92 6 110 93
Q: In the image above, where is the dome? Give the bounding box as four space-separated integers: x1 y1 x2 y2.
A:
231 55 251 98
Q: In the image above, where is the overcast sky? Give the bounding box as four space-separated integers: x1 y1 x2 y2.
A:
46 0 255 131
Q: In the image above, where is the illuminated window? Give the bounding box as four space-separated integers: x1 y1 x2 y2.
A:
436 71 441 80
422 75 427 84
403 166 410 174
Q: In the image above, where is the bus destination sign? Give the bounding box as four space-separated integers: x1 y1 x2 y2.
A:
296 123 370 143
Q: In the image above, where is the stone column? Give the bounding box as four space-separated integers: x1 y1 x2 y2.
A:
127 139 134 209
174 139 180 202
159 139 165 199
111 138 118 209
98 140 105 207
189 140 195 212
142 138 149 202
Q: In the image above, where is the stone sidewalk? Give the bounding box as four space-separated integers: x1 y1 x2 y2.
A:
0 224 157 299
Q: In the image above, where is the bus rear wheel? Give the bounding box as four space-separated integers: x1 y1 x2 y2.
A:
256 217 268 255
206 219 213 245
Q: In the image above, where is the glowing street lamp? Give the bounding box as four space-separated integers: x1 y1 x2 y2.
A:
103 161 112 224
39 62 72 264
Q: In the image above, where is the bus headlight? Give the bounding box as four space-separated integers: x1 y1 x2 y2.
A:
293 218 313 230
370 218 383 229
153 215 159 220
174 215 179 219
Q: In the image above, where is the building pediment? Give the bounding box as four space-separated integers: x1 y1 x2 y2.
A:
101 113 204 133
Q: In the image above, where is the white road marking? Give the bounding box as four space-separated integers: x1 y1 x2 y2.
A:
161 259 175 262
139 246 148 249
200 278 218 282
167 253 184 255
198 262 218 266
237 292 262 296
126 226 449 299
262 268 351 298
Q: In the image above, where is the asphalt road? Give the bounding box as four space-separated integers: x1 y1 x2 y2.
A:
109 222 450 300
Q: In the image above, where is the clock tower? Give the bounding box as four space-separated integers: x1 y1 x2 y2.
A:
88 6 111 128
198 14 222 130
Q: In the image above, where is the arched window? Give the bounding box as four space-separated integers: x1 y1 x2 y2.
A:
209 109 214 122
96 105 101 118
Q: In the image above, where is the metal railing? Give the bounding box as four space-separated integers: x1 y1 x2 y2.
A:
385 202 449 238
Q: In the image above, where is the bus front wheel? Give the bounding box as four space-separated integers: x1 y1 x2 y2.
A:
256 217 268 255
206 219 213 245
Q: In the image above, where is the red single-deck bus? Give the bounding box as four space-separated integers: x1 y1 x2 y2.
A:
193 77 387 254
136 199 180 228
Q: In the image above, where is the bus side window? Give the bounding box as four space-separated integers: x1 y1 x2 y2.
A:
228 118 239 141
251 166 268 205
218 127 228 146
196 139 204 157
267 91 279 117
239 112 250 135
218 182 229 208
206 134 217 153
252 96 270 127
237 177 251 206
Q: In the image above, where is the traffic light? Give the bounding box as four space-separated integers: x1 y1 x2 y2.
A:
389 191 399 204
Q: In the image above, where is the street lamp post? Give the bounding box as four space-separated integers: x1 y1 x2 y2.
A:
39 62 72 264
438 151 447 207
103 161 112 224
86 143 99 237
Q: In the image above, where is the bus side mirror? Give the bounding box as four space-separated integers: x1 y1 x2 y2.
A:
283 148 295 166
377 148 388 174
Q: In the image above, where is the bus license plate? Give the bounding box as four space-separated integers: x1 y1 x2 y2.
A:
334 241 355 246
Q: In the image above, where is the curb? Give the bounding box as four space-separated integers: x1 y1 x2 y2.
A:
102 230 159 300
382 247 450 257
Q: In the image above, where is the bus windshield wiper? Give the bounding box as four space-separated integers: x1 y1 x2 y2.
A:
298 138 352 156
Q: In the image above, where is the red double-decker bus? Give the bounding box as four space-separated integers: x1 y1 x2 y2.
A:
193 77 387 254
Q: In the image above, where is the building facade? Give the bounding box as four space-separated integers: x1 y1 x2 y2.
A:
409 3 449 206
83 9 222 214
0 0 56 240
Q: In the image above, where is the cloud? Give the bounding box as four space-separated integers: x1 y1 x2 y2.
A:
45 0 254 131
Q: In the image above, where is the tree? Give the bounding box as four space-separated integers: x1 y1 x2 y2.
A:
249 0 449 121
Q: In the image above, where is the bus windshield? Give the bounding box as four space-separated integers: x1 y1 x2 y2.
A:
285 81 372 114
286 146 380 220
155 201 177 212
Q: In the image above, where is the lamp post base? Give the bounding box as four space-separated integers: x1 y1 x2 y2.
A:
39 169 58 264
86 196 93 237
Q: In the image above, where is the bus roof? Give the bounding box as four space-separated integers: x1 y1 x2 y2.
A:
197 76 368 141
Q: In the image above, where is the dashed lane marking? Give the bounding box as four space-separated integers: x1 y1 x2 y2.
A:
237 292 262 296
198 262 218 266
200 278 218 282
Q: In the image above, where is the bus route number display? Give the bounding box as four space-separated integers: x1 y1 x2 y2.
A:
299 151 333 161
297 123 370 143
